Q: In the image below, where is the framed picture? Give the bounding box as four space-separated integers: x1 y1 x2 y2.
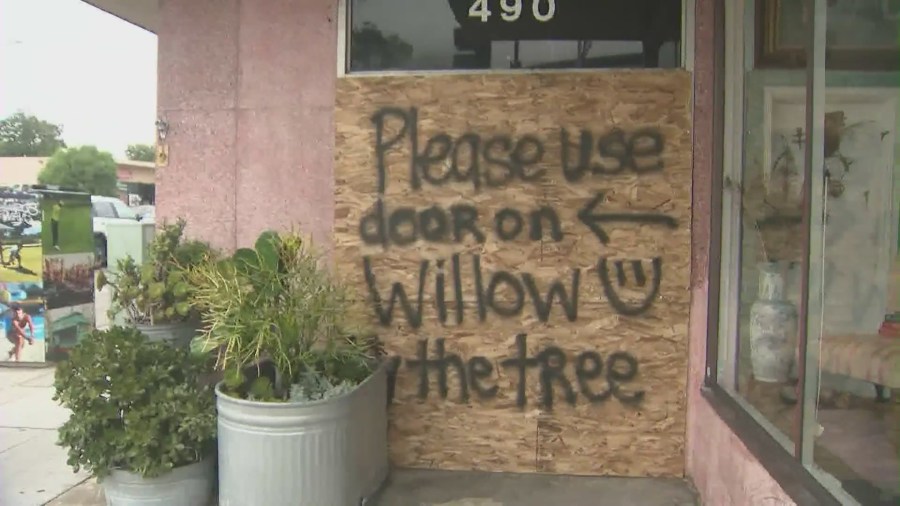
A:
756 0 900 71
763 86 897 331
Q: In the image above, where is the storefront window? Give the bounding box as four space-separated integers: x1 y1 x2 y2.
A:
718 0 811 454
346 0 684 72
717 1 900 504
810 2 900 503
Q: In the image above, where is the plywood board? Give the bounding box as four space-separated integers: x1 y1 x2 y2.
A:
334 71 692 477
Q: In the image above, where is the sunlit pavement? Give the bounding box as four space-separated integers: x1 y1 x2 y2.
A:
0 279 111 506
0 366 90 506
49 468 698 506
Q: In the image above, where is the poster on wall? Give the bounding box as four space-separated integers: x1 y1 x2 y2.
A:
0 188 94 364
0 190 46 363
38 190 95 361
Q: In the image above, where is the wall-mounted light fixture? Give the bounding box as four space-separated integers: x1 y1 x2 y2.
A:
155 118 170 142
154 118 170 167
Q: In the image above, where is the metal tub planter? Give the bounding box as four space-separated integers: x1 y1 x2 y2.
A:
188 230 390 506
216 363 389 506
102 459 215 506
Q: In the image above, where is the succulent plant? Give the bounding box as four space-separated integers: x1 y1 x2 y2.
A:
188 229 379 402
54 326 217 479
98 218 215 325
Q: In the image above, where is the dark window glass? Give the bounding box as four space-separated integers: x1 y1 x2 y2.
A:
348 0 683 72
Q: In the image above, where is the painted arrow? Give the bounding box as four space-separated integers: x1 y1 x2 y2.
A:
577 192 678 245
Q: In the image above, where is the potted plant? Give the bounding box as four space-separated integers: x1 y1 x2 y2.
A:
97 218 215 347
189 230 388 506
53 326 217 506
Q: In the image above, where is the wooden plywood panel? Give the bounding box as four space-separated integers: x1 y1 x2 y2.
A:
334 71 692 477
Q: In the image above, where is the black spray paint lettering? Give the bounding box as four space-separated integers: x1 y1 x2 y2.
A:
387 334 644 410
577 192 678 245
598 257 663 317
372 107 666 193
358 200 563 248
371 106 545 193
358 192 676 250
560 127 665 181
359 201 485 248
494 206 563 242
363 254 581 329
363 254 663 328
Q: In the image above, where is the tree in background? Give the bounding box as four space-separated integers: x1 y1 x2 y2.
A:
350 22 413 70
125 143 155 162
0 112 67 157
38 146 118 196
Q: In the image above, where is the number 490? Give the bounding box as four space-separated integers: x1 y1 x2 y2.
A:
468 0 557 23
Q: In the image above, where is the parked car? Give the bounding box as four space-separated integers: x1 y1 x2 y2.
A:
92 195 139 266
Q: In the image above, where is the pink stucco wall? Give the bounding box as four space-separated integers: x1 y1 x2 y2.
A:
686 285 796 504
685 1 795 504
155 0 338 251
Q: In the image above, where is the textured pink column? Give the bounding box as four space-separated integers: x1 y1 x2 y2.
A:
156 0 337 251
156 0 239 250
234 0 337 250
685 0 795 503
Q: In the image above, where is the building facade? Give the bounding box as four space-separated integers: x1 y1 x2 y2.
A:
83 1 900 504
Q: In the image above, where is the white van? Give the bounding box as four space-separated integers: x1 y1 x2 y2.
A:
91 195 138 266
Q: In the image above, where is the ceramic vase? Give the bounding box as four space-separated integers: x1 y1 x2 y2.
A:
749 262 797 383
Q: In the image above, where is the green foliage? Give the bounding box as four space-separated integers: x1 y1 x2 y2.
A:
38 145 118 196
125 143 155 162
350 22 413 70
189 230 379 402
0 112 66 156
98 219 215 325
53 326 217 480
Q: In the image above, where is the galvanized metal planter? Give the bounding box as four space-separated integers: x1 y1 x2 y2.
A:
216 363 389 506
102 458 215 506
135 322 197 348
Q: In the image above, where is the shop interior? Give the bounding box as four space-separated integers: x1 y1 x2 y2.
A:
722 1 900 504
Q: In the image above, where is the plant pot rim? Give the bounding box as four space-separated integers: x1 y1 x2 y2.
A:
215 359 388 408
105 456 212 483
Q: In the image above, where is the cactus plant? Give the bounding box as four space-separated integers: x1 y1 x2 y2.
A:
188 229 380 402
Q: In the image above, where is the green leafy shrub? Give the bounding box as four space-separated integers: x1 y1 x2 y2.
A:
97 218 215 325
53 326 217 479
189 230 380 402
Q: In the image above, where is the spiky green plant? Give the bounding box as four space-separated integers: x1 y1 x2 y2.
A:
188 230 377 402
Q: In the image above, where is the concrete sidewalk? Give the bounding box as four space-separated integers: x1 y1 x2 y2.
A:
0 366 89 506
51 468 698 506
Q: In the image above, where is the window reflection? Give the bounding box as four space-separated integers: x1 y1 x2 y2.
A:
811 2 900 502
722 1 900 503
348 0 682 72
733 89 806 451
